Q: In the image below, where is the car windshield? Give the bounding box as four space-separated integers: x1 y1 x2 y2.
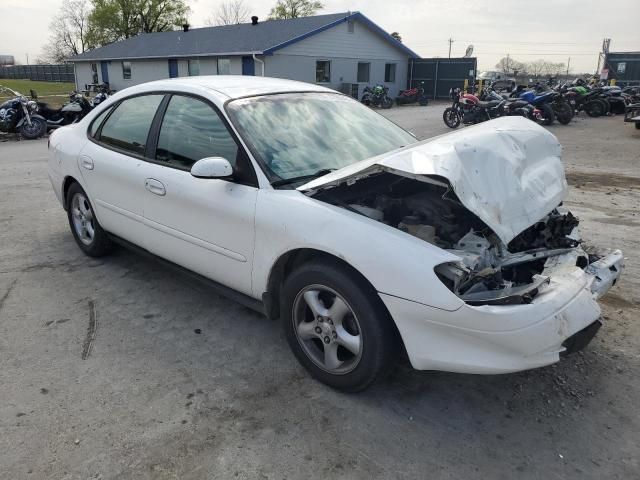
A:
226 92 417 185
478 71 494 79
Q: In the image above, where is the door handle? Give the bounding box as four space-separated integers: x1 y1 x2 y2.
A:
145 178 166 196
80 156 94 170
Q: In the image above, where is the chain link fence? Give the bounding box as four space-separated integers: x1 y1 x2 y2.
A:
0 64 75 83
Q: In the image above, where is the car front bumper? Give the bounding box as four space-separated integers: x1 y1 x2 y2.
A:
382 249 623 374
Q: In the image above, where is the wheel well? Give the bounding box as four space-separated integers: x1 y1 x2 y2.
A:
264 248 407 357
264 249 368 320
62 176 78 209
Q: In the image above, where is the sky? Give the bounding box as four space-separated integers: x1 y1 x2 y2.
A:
1 0 638 73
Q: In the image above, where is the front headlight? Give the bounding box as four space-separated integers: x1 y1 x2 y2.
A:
434 262 469 293
27 100 38 112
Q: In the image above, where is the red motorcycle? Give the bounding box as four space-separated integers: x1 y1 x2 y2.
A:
396 81 428 106
442 88 502 128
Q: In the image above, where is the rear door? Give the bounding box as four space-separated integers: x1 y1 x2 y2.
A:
79 93 164 246
141 94 259 295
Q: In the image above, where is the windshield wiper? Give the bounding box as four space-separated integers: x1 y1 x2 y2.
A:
272 168 336 188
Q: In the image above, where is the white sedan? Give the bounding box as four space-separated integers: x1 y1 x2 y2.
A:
48 76 623 391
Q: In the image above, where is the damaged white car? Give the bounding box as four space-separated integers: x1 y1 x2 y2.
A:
48 77 623 391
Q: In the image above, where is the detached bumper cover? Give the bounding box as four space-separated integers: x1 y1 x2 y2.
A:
383 250 623 374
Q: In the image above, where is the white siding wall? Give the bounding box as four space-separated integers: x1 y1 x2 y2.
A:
75 57 243 91
264 20 409 97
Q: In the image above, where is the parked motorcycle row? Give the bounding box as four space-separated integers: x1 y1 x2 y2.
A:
361 82 429 109
0 83 110 140
443 78 640 129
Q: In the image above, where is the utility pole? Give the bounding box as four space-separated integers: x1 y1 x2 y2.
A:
26 53 29 65
506 53 510 74
448 38 454 58
566 57 570 79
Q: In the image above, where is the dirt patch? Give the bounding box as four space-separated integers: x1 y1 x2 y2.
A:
566 171 640 190
600 293 638 309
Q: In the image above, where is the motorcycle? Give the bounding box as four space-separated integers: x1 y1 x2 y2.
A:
518 90 556 125
599 86 629 115
90 83 111 108
482 85 536 119
0 86 47 139
396 81 428 106
361 84 393 109
32 90 94 130
565 86 609 117
442 87 503 128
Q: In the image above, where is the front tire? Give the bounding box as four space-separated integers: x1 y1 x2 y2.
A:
20 117 46 139
66 183 114 257
443 107 461 128
281 260 398 392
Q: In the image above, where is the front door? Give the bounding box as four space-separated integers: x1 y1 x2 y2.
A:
79 94 165 246
242 56 255 76
100 61 109 84
168 59 179 78
142 94 258 295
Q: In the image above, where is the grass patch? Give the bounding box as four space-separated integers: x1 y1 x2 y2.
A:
0 79 76 107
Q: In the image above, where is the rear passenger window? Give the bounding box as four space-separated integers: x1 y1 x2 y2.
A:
155 95 238 170
88 106 112 138
98 94 163 156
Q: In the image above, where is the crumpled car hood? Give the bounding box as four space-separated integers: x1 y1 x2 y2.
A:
298 116 567 244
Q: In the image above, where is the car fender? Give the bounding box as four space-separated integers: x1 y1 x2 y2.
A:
252 189 464 312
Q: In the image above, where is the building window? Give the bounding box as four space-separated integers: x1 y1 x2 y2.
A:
347 21 354 33
188 59 200 76
316 60 331 83
217 58 231 75
617 62 626 74
90 63 98 84
122 61 132 79
384 63 396 83
357 62 370 83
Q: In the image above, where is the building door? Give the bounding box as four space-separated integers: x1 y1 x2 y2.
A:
168 59 179 78
242 56 255 76
100 61 109 84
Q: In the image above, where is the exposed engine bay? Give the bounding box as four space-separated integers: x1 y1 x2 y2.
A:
311 172 609 306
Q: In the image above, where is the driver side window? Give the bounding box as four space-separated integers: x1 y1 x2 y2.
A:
155 95 238 171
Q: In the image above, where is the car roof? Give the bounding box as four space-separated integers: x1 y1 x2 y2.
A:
118 75 336 100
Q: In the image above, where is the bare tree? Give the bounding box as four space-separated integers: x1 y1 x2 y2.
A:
526 59 548 79
40 0 92 63
268 0 323 19
207 0 250 26
495 56 526 76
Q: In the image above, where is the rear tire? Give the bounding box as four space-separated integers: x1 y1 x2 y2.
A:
281 260 398 392
66 182 114 257
554 102 573 125
535 103 555 126
443 107 461 128
585 99 606 117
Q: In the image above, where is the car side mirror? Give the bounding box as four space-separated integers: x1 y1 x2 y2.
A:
190 157 233 179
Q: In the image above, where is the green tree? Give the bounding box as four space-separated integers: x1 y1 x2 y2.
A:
88 0 189 45
268 0 323 20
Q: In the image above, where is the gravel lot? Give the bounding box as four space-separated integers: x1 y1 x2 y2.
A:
1 106 638 479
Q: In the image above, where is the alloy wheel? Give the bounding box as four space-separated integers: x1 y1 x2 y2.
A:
292 284 363 374
71 192 95 245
